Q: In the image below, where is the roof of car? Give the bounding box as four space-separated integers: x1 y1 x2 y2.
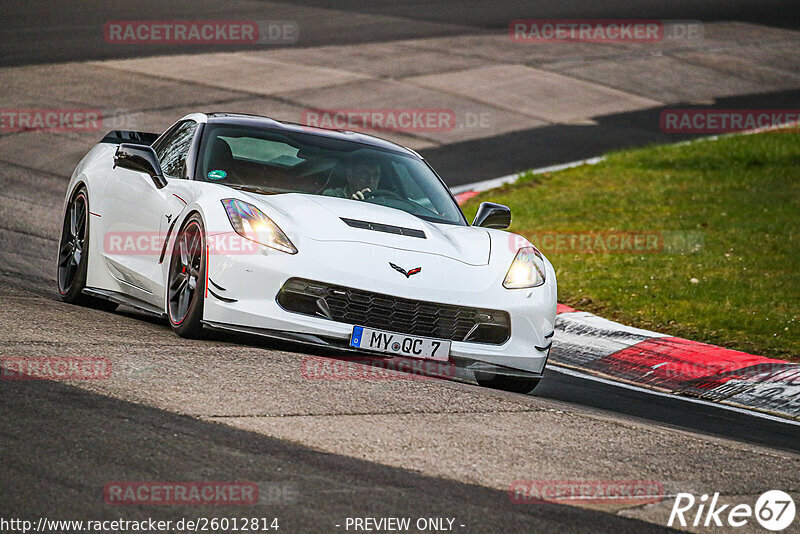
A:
204 112 420 158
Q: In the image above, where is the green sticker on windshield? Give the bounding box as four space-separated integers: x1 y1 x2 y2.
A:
207 169 227 180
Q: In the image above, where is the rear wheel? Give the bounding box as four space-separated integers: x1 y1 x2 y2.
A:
57 187 118 311
167 215 206 338
475 372 540 394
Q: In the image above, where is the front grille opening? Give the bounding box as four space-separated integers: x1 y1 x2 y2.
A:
277 283 333 319
464 323 510 344
277 278 510 345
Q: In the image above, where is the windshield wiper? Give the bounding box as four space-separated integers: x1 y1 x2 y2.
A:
225 184 277 196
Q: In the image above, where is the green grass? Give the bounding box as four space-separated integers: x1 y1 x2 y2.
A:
462 130 800 361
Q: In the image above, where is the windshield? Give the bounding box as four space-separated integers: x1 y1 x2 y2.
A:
197 124 466 225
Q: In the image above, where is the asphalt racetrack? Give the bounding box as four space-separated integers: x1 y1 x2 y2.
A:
1 1 799 532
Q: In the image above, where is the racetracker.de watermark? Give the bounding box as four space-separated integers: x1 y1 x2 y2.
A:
0 108 153 133
509 20 703 43
509 480 665 505
103 231 264 256
660 109 800 133
301 108 480 134
301 356 457 381
508 231 704 254
0 108 102 133
104 20 298 45
104 482 259 505
1 357 111 380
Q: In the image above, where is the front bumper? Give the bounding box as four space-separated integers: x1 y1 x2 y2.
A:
203 237 556 375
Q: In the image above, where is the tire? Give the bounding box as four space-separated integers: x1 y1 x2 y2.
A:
475 372 540 394
167 214 206 338
57 187 118 311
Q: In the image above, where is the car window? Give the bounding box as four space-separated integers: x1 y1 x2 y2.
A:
198 124 466 226
220 136 303 167
392 162 425 203
155 120 198 179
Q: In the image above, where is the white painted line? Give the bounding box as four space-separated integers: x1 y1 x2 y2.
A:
449 156 604 194
549 364 800 427
671 120 800 147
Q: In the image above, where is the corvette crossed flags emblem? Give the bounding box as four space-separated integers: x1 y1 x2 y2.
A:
389 262 421 278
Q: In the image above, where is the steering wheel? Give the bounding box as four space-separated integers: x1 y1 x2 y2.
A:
366 189 434 216
366 189 405 200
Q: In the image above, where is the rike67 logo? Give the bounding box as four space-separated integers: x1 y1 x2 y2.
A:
669 490 795 531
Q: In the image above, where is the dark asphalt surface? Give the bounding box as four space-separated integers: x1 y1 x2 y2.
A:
2 0 798 67
540 368 800 454
0 377 675 533
0 268 796 529
294 0 800 30
2 1 799 531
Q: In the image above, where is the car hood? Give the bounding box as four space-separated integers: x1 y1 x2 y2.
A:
246 192 491 266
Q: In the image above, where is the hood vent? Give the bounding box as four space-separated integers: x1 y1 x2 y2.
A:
340 217 426 239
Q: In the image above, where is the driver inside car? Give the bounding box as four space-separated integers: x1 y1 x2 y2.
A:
323 154 383 201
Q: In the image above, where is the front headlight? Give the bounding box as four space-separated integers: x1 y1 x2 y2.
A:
221 199 297 254
503 246 546 289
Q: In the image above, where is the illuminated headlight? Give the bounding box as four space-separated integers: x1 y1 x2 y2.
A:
503 246 546 289
221 199 297 254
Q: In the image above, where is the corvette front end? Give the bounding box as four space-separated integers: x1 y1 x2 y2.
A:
201 196 557 376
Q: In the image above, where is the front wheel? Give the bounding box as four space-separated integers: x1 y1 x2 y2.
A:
475 372 540 394
167 214 206 338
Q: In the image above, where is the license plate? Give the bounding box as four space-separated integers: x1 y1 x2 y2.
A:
350 326 450 361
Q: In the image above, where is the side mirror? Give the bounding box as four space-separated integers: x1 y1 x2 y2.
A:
472 202 511 229
114 143 167 188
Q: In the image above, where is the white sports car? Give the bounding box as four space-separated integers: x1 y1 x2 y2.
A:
57 113 556 393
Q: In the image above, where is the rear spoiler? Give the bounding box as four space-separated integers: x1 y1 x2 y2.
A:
100 130 160 146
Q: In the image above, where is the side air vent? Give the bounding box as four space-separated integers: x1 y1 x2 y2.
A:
340 218 426 239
